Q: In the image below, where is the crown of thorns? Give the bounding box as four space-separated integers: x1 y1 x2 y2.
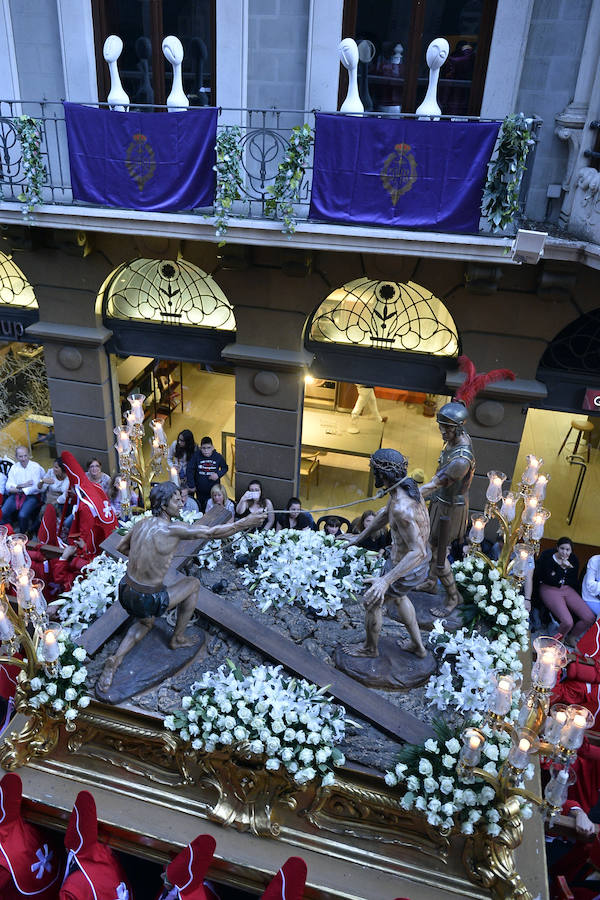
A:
370 448 409 481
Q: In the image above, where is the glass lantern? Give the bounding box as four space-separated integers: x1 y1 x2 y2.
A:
531 636 568 690
486 471 506 504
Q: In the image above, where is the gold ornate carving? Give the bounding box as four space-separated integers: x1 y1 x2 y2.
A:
463 797 531 900
0 695 63 771
302 778 449 860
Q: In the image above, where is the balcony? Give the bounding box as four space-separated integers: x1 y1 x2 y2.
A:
0 100 543 263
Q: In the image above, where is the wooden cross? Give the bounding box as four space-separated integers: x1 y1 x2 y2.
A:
81 509 434 745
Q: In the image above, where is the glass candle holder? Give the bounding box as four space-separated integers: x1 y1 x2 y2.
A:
7 534 31 572
559 706 594 752
512 544 535 578
151 419 167 445
522 454 542 486
533 473 550 501
490 671 521 716
170 466 180 486
522 495 539 525
468 514 488 544
0 524 10 568
41 627 60 662
0 602 15 642
113 425 131 454
500 492 516 523
544 765 575 811
459 727 485 767
507 729 537 771
530 508 551 541
543 703 570 745
30 578 46 613
486 471 506 504
532 636 567 690
127 393 146 425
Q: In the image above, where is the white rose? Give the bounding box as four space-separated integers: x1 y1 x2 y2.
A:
65 688 77 701
164 715 176 731
73 647 87 661
52 698 64 711
46 683 57 697
71 671 86 685
30 677 42 691
181 696 192 709
423 776 438 793
385 772 398 786
321 772 335 787
419 758 433 777
439 776 454 795
60 665 75 678
424 739 439 753
461 822 474 834
445 738 460 755
77 696 90 708
265 758 280 771
64 708 77 721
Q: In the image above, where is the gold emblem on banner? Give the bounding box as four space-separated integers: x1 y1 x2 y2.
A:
380 143 417 206
125 133 157 192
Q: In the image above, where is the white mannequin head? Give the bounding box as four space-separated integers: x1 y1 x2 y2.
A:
357 39 375 64
162 35 184 66
338 38 359 71
425 38 449 72
103 35 123 63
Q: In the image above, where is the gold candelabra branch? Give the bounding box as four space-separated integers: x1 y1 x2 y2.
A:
114 395 170 510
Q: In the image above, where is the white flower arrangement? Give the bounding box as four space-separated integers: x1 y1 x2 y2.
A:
52 552 127 638
230 529 383 617
452 555 529 652
164 663 346 786
26 638 90 720
195 539 223 571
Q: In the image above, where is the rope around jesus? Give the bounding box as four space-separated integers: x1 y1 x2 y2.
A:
268 476 411 516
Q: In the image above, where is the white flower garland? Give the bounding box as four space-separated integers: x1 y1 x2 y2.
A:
230 528 383 617
53 552 127 638
26 638 90 721
164 663 346 786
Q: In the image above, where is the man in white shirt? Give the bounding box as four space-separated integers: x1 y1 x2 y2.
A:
1 445 45 534
582 554 600 617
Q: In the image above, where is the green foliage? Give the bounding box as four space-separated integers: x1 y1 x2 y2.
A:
481 113 534 233
213 126 244 246
265 123 313 235
12 115 47 218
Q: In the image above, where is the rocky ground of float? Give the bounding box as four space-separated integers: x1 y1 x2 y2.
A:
85 546 461 774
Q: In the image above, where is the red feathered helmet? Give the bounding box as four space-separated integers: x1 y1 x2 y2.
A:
60 453 116 532
156 835 216 900
60 791 133 900
437 355 516 428
0 772 64 899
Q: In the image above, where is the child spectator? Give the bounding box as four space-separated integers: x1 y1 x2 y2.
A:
186 436 228 512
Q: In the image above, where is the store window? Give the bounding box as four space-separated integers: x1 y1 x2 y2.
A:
307 278 458 357
341 0 497 116
101 258 235 330
0 253 38 310
91 0 215 106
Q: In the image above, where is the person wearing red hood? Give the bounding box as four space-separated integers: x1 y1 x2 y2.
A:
52 453 117 592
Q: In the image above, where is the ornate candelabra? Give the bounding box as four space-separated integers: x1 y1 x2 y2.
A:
114 393 170 513
0 525 62 684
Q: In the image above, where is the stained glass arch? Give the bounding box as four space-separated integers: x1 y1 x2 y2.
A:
307 278 458 357
100 258 235 331
0 252 38 309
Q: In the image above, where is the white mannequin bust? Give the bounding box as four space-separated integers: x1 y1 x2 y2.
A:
338 38 364 114
391 43 404 65
103 35 129 112
163 35 189 111
415 37 449 117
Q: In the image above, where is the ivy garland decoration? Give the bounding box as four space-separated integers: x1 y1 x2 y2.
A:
265 123 313 235
213 126 244 245
12 115 47 218
481 113 534 233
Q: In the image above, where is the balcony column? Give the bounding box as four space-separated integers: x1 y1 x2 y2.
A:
222 344 313 511
25 321 116 473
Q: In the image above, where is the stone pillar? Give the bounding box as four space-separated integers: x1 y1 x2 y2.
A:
223 344 313 510
26 321 116 473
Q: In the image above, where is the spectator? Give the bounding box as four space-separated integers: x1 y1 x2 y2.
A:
181 485 200 515
167 429 197 485
533 536 595 647
582 554 600 618
38 458 69 513
86 458 111 495
186 436 228 512
350 509 390 554
236 480 274 530
107 474 139 521
276 497 316 532
323 516 343 537
1 446 45 534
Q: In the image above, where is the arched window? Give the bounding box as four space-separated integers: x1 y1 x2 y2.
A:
0 252 38 309
539 309 600 375
101 258 235 331
307 277 458 357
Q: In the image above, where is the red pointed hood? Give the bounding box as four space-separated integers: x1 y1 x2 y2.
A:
161 835 216 899
61 791 132 900
37 503 58 546
0 772 64 896
60 453 116 530
261 858 307 900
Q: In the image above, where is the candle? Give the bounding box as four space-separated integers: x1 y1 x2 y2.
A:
459 728 484 767
486 471 506 504
522 454 542 486
512 544 534 578
0 525 9 566
17 573 31 608
9 539 25 569
544 706 569 744
170 466 180 486
468 515 487 544
118 479 128 502
519 738 530 752
152 438 160 450
531 508 550 541
508 733 533 770
559 707 592 751
492 676 514 716
151 420 166 444
128 394 145 424
523 496 539 525
0 606 14 641
535 647 558 688
533 473 549 501
119 429 131 453
544 768 571 810
42 630 60 662
500 492 516 523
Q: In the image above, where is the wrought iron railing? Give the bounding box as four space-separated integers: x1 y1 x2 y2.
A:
0 100 542 232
